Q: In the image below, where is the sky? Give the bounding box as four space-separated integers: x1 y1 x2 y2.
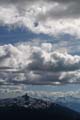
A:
0 0 80 89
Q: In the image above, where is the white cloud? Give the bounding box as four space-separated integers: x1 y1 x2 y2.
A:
0 0 80 37
0 41 80 85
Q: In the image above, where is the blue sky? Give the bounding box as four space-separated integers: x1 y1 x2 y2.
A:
0 25 80 55
0 26 55 44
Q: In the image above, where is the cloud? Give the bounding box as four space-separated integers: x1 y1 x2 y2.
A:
0 0 80 37
26 90 80 101
0 41 80 85
28 51 80 72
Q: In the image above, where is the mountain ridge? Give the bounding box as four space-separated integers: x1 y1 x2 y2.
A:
0 94 80 120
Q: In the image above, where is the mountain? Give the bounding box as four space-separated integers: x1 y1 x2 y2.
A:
0 94 80 120
55 96 80 112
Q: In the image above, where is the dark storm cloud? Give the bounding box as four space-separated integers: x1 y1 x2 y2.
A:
48 0 80 3
36 0 80 20
0 0 37 4
5 0 80 16
0 67 13 69
0 0 80 5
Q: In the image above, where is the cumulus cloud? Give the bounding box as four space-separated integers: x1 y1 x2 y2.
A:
0 41 80 85
0 0 80 37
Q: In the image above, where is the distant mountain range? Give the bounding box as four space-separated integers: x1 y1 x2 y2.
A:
55 96 80 113
0 94 80 120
